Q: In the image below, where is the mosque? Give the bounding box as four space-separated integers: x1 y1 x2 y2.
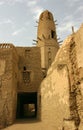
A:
0 10 83 130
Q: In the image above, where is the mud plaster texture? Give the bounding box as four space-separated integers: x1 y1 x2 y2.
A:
0 10 83 130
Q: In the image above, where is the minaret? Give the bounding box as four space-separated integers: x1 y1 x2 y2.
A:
37 10 59 75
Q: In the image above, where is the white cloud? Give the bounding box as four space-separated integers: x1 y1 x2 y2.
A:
12 30 20 36
66 0 79 3
58 14 75 34
14 0 24 2
57 17 80 41
57 18 79 41
32 7 43 19
0 1 4 5
0 0 38 5
66 0 80 7
0 0 25 5
76 5 83 13
27 1 37 7
4 19 13 24
25 21 30 26
27 0 44 20
63 15 73 22
57 22 74 33
0 0 43 20
0 19 13 25
12 27 25 36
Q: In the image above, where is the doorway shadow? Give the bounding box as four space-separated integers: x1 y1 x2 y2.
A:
16 92 37 119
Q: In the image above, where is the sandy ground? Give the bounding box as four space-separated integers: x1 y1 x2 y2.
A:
2 120 53 130
2 119 46 130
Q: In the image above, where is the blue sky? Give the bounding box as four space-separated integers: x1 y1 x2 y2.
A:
0 0 83 46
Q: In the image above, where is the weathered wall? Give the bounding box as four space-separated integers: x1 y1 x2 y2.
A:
40 44 59 70
12 47 18 122
40 24 83 130
74 24 83 129
16 46 43 120
16 46 43 92
40 67 71 130
0 44 18 128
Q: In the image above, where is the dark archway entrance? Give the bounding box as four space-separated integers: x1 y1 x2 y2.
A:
16 92 37 119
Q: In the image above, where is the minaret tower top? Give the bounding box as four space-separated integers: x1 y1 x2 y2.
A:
37 10 59 47
39 10 54 21
36 10 59 70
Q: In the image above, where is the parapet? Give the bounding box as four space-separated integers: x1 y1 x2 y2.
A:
0 43 15 49
0 43 18 60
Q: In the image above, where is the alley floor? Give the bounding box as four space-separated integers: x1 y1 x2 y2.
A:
2 119 52 130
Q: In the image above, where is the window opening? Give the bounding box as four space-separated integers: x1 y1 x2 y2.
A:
23 66 26 71
51 30 55 38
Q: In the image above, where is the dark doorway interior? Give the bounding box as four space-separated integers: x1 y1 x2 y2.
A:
16 92 37 119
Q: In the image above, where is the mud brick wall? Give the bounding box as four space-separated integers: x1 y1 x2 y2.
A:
16 47 43 93
40 25 83 130
0 44 18 128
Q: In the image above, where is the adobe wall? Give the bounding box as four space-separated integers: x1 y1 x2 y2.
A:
40 44 59 70
16 46 43 93
74 24 83 129
0 44 18 128
40 25 83 130
11 47 18 122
